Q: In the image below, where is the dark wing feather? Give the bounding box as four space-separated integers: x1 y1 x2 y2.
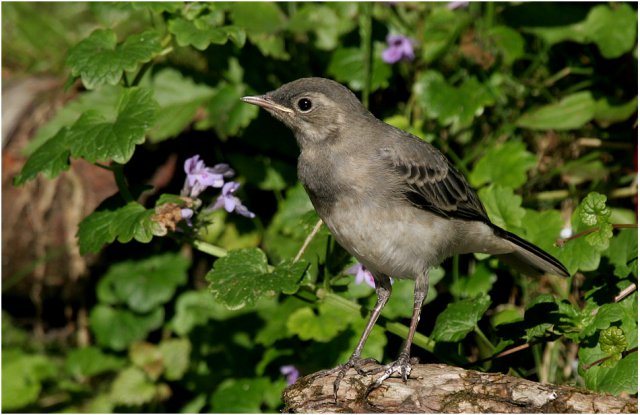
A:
379 132 489 223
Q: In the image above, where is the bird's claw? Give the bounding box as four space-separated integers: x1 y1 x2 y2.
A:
329 357 378 401
366 353 417 393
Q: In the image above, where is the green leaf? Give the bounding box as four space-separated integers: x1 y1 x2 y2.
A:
450 263 497 298
599 326 628 367
68 87 158 163
204 82 259 139
13 127 71 185
287 302 353 342
336 324 387 364
421 7 469 63
67 29 163 89
97 254 190 313
525 4 637 59
579 347 637 394
159 338 191 381
229 2 286 35
605 229 638 278
413 70 495 132
77 202 166 255
431 295 491 342
110 367 157 406
288 4 356 51
206 248 306 310
578 192 612 251
327 44 392 92
516 91 596 130
2 353 57 411
470 141 537 188
256 297 307 346
594 96 638 127
147 68 216 142
89 304 164 351
487 25 525 66
477 185 525 230
210 377 280 413
169 17 245 50
520 209 565 261
65 346 126 379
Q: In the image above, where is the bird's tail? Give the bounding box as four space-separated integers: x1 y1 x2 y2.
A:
493 227 570 277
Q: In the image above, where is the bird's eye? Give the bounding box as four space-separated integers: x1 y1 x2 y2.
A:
297 98 313 112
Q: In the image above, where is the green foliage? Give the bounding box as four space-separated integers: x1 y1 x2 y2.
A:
4 2 637 412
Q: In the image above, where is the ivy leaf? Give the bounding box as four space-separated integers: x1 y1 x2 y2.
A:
68 87 158 164
470 141 537 188
516 91 596 130
77 202 166 255
65 347 126 379
206 248 306 310
97 254 190 313
67 29 163 89
89 305 164 351
169 17 246 50
477 185 526 230
431 295 491 342
109 367 157 406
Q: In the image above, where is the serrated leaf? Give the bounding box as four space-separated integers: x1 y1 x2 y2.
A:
470 141 537 188
169 17 246 50
110 367 156 406
578 192 613 250
89 304 164 351
68 87 158 164
599 327 627 367
77 202 166 255
206 248 306 309
97 254 190 313
67 29 163 89
65 347 126 379
431 295 491 342
516 91 595 130
13 127 71 185
477 185 525 230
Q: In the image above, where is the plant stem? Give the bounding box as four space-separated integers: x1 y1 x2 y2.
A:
360 2 373 109
474 325 495 353
193 240 228 258
112 163 134 202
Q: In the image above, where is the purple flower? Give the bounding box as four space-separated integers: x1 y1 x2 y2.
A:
447 1 469 10
182 155 234 198
347 263 376 289
280 365 300 385
382 34 415 64
210 181 255 218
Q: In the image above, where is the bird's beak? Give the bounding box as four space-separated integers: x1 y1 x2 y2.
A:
241 95 294 114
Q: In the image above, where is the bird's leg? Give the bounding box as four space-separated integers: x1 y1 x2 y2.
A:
329 274 392 400
367 270 429 392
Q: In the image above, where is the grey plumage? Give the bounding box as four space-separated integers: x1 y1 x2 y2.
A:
242 77 569 395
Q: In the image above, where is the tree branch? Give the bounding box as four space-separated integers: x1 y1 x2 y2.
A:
283 362 637 413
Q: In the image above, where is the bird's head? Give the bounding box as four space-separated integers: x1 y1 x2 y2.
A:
242 77 371 147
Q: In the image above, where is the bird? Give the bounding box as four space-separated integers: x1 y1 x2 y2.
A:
242 77 569 396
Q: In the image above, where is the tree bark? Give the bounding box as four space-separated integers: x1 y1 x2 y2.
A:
283 362 637 413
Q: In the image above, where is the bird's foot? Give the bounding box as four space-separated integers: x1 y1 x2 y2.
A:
365 352 418 393
313 356 378 401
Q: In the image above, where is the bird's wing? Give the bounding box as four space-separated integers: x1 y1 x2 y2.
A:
378 131 490 223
